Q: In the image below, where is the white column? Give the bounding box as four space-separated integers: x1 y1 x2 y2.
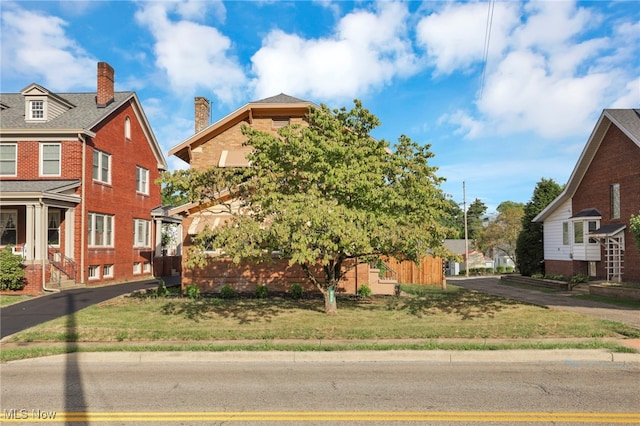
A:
65 208 75 260
155 218 163 257
176 222 183 256
33 204 44 260
25 204 35 261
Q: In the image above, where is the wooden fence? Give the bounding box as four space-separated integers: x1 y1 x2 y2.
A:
386 256 444 285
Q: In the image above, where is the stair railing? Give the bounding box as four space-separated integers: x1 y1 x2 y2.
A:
48 245 77 284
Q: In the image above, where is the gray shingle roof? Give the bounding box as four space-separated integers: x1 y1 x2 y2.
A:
606 109 640 142
0 91 134 130
571 208 601 218
0 180 80 193
251 93 310 104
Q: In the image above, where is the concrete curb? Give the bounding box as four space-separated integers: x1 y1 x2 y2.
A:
8 349 640 365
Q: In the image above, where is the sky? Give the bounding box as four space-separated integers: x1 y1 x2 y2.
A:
1 0 638 213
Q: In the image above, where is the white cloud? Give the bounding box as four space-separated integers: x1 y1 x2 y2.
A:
424 0 637 140
0 3 95 91
415 2 520 75
249 1 418 102
135 2 245 104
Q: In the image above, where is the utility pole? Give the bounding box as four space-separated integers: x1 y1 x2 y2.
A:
463 181 469 278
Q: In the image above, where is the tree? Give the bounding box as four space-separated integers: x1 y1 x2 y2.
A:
478 201 524 266
516 178 563 276
466 198 487 242
165 100 451 313
440 198 465 239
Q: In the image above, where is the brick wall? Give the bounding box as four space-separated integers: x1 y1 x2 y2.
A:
81 101 162 285
572 124 640 281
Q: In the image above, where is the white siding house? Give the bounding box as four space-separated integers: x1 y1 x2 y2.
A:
543 199 572 261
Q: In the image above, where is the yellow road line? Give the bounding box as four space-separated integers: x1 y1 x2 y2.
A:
2 411 640 423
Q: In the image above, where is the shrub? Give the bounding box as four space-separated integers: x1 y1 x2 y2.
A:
156 279 169 298
571 274 589 284
631 213 640 251
505 266 514 273
219 285 236 299
289 283 304 300
497 266 506 274
255 284 268 299
531 273 544 279
0 246 25 291
185 284 200 300
356 284 372 298
545 274 565 281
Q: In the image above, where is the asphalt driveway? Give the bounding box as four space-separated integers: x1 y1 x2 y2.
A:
0 279 165 340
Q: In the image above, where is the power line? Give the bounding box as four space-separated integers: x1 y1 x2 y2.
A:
479 0 495 100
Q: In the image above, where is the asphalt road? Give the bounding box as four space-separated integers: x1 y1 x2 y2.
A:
2 355 639 424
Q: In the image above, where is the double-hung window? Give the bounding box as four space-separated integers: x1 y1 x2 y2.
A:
40 143 61 176
562 222 569 245
133 219 150 247
92 149 111 183
30 100 44 120
0 210 17 246
48 210 60 246
0 144 17 176
136 166 149 194
574 221 584 244
88 213 114 247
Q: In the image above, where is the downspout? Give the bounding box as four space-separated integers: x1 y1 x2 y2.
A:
41 198 60 293
79 134 86 285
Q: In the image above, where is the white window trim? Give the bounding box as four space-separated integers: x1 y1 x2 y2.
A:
88 265 100 280
125 116 131 140
143 262 151 273
28 99 46 121
133 262 142 275
133 218 151 248
0 143 17 176
88 212 114 247
92 149 111 184
40 143 61 176
103 264 114 278
136 166 149 195
48 210 61 247
0 209 18 247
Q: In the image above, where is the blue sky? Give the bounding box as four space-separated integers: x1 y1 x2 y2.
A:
1 0 638 213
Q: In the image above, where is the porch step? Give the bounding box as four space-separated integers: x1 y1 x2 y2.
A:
47 279 85 291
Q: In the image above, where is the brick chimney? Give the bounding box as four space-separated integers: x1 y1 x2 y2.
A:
194 97 211 133
96 62 115 107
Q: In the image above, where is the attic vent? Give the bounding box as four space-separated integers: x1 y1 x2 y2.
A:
272 117 290 128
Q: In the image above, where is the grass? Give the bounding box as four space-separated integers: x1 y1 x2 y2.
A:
6 285 638 343
0 294 32 307
573 294 640 309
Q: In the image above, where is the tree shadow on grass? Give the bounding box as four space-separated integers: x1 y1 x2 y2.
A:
385 289 524 320
160 297 325 324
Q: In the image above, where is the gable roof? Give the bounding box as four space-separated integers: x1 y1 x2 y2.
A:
533 109 640 223
0 88 167 171
169 93 315 164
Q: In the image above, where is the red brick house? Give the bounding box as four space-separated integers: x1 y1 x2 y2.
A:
0 62 170 295
533 109 640 282
168 94 443 295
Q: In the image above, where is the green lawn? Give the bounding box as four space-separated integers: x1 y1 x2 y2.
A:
0 294 32 307
7 285 637 343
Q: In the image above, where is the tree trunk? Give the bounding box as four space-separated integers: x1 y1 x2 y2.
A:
323 285 337 314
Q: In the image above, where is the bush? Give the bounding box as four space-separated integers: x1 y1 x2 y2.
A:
531 273 544 279
289 283 304 300
497 266 507 274
571 274 589 284
219 285 236 299
255 284 268 299
185 284 200 300
545 274 565 281
505 266 514 273
356 284 372 298
156 279 169 298
0 246 25 291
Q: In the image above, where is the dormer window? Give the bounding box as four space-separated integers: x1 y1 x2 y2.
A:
30 100 44 120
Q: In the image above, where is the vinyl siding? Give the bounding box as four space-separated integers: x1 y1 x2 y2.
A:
543 199 572 261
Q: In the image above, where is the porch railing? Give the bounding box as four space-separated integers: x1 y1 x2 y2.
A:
369 258 399 282
48 246 77 284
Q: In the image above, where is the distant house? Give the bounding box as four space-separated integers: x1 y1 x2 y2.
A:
168 94 444 295
533 109 640 282
0 62 172 294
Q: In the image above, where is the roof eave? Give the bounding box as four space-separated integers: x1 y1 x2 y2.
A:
0 128 96 141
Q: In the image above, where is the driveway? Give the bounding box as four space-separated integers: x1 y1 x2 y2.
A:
450 276 640 328
0 278 174 340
